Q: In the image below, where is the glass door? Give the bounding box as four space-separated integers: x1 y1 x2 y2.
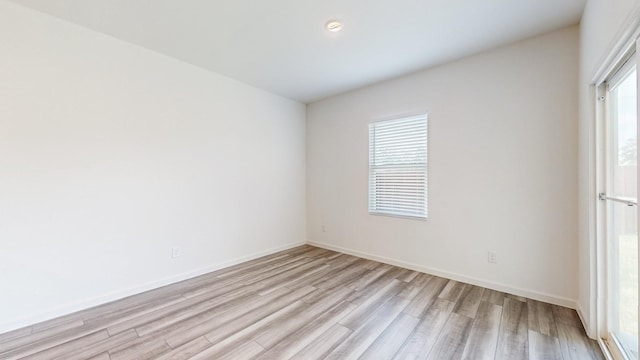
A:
604 60 638 359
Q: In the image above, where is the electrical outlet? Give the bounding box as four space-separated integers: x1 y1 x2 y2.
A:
321 225 326 232
172 247 181 258
487 251 497 264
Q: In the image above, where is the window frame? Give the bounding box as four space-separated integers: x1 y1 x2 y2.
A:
368 114 428 220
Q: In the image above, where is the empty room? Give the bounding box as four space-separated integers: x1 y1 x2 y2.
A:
0 0 638 359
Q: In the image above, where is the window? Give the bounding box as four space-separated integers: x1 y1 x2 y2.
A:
368 114 428 219
600 54 638 360
594 34 640 359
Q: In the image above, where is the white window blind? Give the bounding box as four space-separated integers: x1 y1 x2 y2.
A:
368 114 428 219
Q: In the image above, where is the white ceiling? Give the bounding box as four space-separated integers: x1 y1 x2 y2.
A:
11 0 586 103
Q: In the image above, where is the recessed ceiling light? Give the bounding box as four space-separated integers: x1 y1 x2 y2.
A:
325 20 343 32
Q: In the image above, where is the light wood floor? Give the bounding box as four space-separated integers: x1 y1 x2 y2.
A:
0 245 602 360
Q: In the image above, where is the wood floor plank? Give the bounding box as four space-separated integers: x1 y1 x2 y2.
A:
0 318 86 354
290 324 352 360
557 323 604 360
460 301 502 360
551 304 583 328
83 293 188 334
252 285 354 348
164 286 315 348
254 301 357 360
212 253 292 279
133 285 262 337
152 287 293 349
211 246 312 281
0 245 603 360
199 300 304 357
425 313 473 360
528 299 558 337
311 260 371 291
185 253 296 291
60 330 139 360
87 353 111 360
210 245 312 281
326 296 411 360
108 336 171 360
399 270 421 283
78 290 175 323
257 264 331 296
180 256 312 299
438 280 467 302
324 253 359 267
301 247 332 259
175 275 248 300
1 328 111 360
82 290 185 325
359 313 419 360
31 319 86 340
361 259 384 270
232 257 315 287
394 298 456 360
110 282 252 336
250 258 329 293
345 264 394 291
387 267 414 284
289 261 364 299
453 285 485 318
154 337 212 360
403 276 448 317
339 279 406 330
202 288 316 345
323 251 343 261
507 293 528 302
25 329 136 360
31 316 84 334
495 297 529 360
285 264 350 294
344 267 408 305
481 289 506 306
397 273 434 300
190 339 264 360
529 330 562 360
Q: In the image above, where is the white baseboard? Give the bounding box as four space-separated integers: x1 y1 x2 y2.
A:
308 240 577 309
0 241 305 334
576 305 597 340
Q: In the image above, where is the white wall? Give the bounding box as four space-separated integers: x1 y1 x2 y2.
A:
0 1 306 333
578 0 640 338
307 27 579 306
